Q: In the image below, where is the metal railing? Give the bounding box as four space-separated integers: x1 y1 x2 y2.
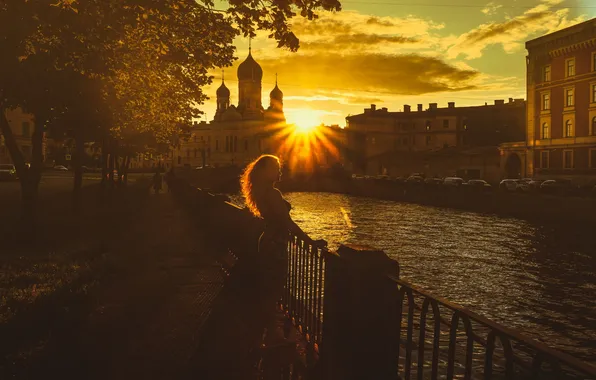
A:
281 236 329 362
391 275 596 380
279 236 596 380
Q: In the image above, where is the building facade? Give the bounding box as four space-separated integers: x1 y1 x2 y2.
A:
0 108 45 165
518 18 596 184
345 100 526 181
175 49 287 168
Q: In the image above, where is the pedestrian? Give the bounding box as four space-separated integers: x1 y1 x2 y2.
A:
240 155 326 356
152 170 162 194
165 168 175 192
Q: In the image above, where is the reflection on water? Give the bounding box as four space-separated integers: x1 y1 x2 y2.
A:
228 192 596 363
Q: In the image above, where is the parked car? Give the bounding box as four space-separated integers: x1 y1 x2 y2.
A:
540 179 574 195
443 177 464 187
53 165 68 171
499 179 519 191
0 164 17 180
406 175 425 184
194 165 212 170
515 178 534 192
424 178 443 187
465 179 492 192
527 179 545 191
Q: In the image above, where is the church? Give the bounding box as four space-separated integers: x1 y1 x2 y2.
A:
174 47 287 168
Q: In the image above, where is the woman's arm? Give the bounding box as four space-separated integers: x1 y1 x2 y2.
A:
270 189 325 246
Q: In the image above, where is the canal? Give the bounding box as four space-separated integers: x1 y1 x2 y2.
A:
230 191 596 364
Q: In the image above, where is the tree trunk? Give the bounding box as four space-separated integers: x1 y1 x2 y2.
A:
72 128 84 211
108 139 116 189
99 136 109 204
121 155 130 186
0 108 36 226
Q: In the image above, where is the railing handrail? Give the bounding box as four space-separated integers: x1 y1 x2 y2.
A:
388 274 596 376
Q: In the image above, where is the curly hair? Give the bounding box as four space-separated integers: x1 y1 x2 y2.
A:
240 154 280 218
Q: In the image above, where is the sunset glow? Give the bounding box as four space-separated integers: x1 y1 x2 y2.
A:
286 110 322 133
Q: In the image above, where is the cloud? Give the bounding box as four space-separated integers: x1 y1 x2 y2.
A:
289 11 444 54
481 3 503 16
285 94 384 105
302 33 419 50
448 0 587 59
251 53 479 96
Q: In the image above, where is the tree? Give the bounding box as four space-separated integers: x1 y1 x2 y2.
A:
0 0 342 222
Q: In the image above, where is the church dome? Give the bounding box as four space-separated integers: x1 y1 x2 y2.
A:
270 84 283 100
237 52 263 81
221 105 243 122
216 82 230 97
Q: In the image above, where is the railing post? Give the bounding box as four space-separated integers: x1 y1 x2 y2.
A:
320 244 400 380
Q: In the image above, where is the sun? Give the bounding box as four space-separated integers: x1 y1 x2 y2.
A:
288 110 322 134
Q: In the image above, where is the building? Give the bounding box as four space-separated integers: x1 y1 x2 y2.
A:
502 18 596 184
0 108 46 165
345 100 526 181
175 48 287 168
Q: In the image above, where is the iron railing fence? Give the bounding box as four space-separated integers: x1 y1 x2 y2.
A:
390 275 596 380
279 234 596 380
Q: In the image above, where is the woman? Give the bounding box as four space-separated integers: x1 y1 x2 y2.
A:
240 155 326 349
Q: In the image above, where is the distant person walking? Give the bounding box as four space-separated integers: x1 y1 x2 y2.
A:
152 170 162 194
164 168 175 192
240 154 326 350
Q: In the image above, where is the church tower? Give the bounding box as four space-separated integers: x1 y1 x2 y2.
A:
265 73 285 122
214 71 230 121
237 43 264 120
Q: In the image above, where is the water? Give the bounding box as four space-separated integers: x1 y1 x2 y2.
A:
229 192 596 364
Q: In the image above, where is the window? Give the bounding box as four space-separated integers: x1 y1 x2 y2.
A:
215 140 219 151
541 122 549 139
425 136 431 145
233 136 238 152
565 88 574 107
463 120 468 130
565 120 573 137
194 136 197 143
411 122 416 130
542 93 550 110
443 119 449 128
540 151 549 169
563 150 573 169
425 120 431 131
566 58 575 77
21 145 31 155
371 137 376 145
402 137 408 145
590 149 596 169
412 136 416 145
186 149 190 158
543 65 551 82
592 84 596 103
225 136 229 152
194 148 197 158
22 122 30 137
592 117 596 135
593 52 596 72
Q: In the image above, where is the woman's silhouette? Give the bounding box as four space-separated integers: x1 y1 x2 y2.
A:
240 154 325 348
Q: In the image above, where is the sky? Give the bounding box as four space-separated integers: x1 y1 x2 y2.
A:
199 0 596 127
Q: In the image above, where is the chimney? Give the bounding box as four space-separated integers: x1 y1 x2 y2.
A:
509 98 513 103
404 105 411 113
381 107 388 112
371 104 377 111
429 103 438 110
417 104 423 112
448 102 455 109
494 99 505 105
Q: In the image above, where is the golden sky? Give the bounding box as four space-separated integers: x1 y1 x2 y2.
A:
201 0 595 127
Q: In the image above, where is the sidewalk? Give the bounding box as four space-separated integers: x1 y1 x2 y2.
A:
3 192 234 379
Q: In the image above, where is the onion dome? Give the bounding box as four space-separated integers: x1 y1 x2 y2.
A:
237 51 263 81
216 82 230 97
270 84 283 100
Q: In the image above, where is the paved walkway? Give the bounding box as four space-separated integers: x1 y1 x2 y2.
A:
19 193 241 379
